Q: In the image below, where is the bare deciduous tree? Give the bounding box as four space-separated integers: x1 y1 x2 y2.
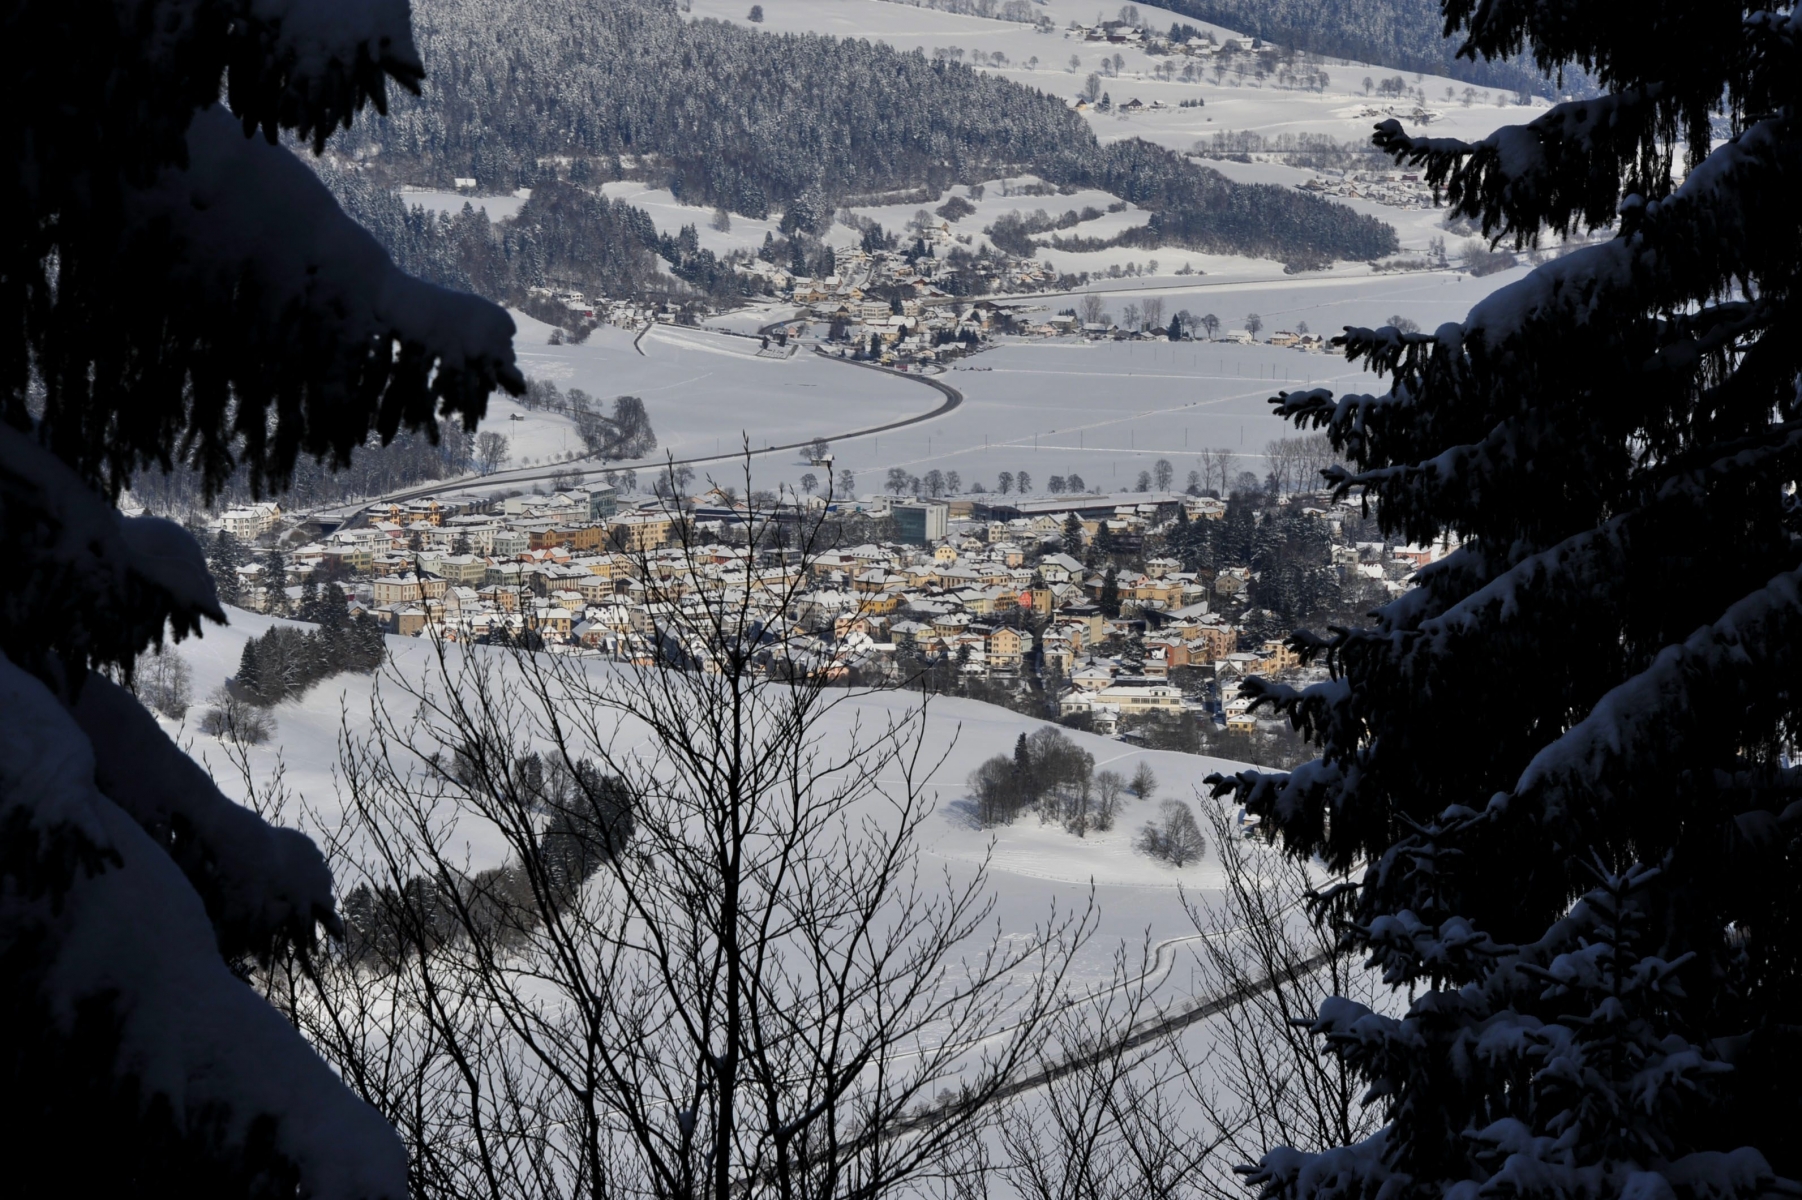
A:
991 805 1381 1200
475 430 512 475
133 646 193 719
273 473 1099 1200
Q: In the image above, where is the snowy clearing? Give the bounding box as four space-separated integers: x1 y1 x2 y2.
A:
170 606 1259 998
456 263 1523 500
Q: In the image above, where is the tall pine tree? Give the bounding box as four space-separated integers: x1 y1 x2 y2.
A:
1 0 521 1192
1213 5 1802 1198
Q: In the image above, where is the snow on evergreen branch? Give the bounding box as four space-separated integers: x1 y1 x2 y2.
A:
0 654 407 1199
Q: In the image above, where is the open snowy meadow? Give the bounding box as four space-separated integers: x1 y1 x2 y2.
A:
458 262 1525 502
174 608 1263 1003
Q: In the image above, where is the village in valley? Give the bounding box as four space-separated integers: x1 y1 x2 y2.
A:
210 465 1450 760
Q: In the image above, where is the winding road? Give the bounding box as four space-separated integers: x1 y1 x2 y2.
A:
302 349 962 529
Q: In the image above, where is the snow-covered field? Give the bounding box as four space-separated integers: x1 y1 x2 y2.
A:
463 263 1524 498
394 0 1555 282
688 0 1551 144
484 312 937 476
682 0 1555 264
172 608 1256 995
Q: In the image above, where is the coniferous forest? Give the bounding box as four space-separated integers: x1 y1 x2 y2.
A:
1153 0 1568 99
324 0 1398 293
1212 3 1802 1196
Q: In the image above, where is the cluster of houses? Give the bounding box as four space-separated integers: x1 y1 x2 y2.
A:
527 288 666 329
1296 170 1440 209
219 480 1455 734
772 240 1071 367
1066 20 1223 57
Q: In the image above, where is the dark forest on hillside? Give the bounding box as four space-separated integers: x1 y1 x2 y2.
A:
321 0 1396 297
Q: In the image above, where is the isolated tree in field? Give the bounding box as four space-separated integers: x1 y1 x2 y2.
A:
1154 459 1174 491
1083 72 1103 102
1215 5 1802 1196
747 4 763 20
711 207 732 231
0 0 521 1186
808 436 830 462
1136 800 1205 866
1386 313 1420 333
886 466 911 495
134 648 193 720
925 468 946 497
1016 471 1032 494
837 468 856 495
1088 767 1117 814
945 470 961 493
998 471 1015 495
799 472 818 495
1069 53 1081 72
1130 761 1157 799
1066 472 1085 492
1244 312 1263 339
475 430 512 474
1048 475 1066 494
1135 470 1152 492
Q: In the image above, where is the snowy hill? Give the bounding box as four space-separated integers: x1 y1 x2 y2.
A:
172 607 1258 995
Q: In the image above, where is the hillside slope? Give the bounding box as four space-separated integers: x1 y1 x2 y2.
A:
1152 0 1573 98
334 0 1396 270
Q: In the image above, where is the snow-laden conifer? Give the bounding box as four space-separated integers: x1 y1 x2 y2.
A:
1 0 520 1191
1212 6 1802 1198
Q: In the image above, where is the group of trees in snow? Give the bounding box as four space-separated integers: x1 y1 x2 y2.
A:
339 751 638 963
967 731 1171 845
520 379 658 460
319 169 753 306
133 416 484 524
1195 128 1393 172
1163 494 1366 636
233 616 388 709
